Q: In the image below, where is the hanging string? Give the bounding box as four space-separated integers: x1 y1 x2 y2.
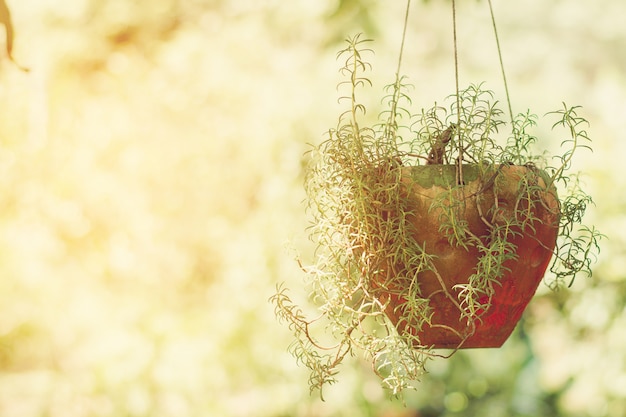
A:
395 0 411 77
386 0 411 140
451 0 460 116
487 0 514 125
451 0 463 180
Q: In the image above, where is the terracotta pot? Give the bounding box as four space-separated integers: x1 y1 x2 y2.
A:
378 164 560 349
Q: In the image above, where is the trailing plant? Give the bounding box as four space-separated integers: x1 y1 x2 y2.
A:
272 5 601 398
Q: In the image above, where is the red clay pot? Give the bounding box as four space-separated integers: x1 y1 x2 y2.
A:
379 164 560 349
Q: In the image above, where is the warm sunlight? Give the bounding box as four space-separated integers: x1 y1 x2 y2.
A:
0 0 623 416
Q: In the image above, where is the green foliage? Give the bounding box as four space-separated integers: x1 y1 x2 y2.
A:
271 33 601 397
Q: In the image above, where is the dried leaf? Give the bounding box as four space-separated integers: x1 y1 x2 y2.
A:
0 0 28 71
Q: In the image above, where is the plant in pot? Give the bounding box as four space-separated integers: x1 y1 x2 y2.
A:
271 4 601 397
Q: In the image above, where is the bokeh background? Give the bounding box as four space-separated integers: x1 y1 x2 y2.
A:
0 0 624 416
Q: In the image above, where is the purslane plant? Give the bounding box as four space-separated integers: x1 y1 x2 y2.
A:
271 34 601 397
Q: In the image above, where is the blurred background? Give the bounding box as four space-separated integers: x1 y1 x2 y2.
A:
0 0 624 416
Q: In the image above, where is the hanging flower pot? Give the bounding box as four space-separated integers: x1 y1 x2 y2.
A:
272 20 601 396
377 164 560 349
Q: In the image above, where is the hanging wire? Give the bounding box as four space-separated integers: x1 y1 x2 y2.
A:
395 0 411 76
487 0 514 125
387 0 412 133
451 0 461 122
451 0 463 183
